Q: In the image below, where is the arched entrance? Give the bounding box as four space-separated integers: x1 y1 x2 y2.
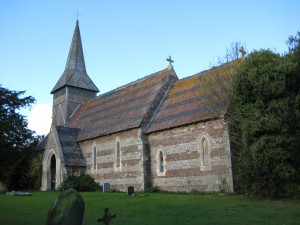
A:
50 154 56 190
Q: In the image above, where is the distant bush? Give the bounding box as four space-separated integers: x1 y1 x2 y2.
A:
59 175 102 192
145 186 162 193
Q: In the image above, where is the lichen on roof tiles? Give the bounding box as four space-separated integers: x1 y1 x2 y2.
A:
146 65 233 133
67 68 177 141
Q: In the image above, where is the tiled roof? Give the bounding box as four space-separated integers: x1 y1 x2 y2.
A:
146 67 231 133
35 135 48 151
56 126 85 167
51 20 99 93
67 68 177 141
51 69 99 93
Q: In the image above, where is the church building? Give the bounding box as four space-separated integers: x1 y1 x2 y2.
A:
37 20 234 193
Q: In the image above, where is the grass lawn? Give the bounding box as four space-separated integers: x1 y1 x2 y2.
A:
0 191 300 225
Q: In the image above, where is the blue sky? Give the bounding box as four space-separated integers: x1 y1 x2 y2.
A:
0 0 299 135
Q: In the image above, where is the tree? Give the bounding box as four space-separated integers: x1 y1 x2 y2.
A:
201 38 300 198
231 48 300 198
194 42 246 148
0 85 41 189
287 32 300 115
0 85 36 151
26 151 43 189
225 42 247 62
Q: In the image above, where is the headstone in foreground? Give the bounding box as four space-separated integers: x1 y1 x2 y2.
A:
103 183 110 192
46 188 85 225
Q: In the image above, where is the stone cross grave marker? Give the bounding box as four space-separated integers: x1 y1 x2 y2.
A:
97 208 116 225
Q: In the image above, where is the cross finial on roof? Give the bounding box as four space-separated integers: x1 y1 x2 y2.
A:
75 11 81 20
239 46 246 58
166 55 174 68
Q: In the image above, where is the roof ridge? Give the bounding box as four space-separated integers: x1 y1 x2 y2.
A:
144 76 176 132
97 67 169 98
178 61 234 83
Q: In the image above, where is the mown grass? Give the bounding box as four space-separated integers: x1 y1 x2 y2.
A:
0 191 300 225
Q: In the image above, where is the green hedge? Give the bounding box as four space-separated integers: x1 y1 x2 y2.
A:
59 175 102 192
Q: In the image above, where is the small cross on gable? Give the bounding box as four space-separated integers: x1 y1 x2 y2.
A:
166 55 174 68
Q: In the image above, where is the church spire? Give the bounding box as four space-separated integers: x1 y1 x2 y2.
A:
51 20 99 126
51 20 99 94
64 20 86 72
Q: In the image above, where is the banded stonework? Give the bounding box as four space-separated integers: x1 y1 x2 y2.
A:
37 20 235 193
148 120 233 192
80 128 147 191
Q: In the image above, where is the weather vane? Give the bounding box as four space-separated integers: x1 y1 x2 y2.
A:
74 11 81 20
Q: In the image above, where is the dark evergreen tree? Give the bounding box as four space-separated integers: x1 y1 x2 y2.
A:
0 85 36 151
232 47 300 198
0 85 41 189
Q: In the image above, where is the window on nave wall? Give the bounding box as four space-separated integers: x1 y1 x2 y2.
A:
115 141 121 170
93 146 97 171
159 151 164 173
157 150 166 176
202 138 209 166
200 136 211 171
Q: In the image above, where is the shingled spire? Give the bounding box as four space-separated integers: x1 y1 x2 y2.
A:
51 20 99 126
65 20 86 72
51 20 99 94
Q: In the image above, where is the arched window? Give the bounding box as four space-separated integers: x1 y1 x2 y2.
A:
116 141 121 168
199 136 211 171
159 151 164 173
157 150 166 176
202 138 209 166
93 146 97 170
50 154 56 190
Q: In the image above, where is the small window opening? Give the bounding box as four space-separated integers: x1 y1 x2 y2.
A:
93 146 97 170
159 151 164 173
116 142 121 168
202 138 209 166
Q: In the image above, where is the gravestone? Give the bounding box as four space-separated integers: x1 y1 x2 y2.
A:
103 183 110 192
127 186 134 195
46 188 85 225
97 208 116 225
0 182 7 194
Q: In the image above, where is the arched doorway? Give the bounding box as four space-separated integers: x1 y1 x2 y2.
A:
50 154 56 190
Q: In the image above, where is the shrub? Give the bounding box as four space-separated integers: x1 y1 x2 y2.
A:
59 175 102 192
145 186 161 193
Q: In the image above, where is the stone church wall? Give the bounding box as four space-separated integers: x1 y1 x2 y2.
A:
41 126 68 191
79 128 146 191
148 119 233 193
